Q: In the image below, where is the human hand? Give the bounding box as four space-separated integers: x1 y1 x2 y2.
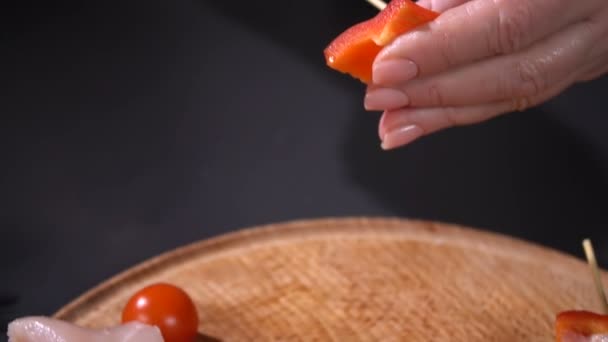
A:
364 0 608 149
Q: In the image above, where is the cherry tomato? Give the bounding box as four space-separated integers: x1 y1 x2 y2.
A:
121 282 199 342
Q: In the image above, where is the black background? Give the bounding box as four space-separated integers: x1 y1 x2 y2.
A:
2 0 608 339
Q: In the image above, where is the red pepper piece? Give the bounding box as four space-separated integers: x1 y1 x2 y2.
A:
323 0 439 84
556 311 608 341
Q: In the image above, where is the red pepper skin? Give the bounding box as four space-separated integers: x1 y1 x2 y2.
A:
556 311 608 341
323 0 439 84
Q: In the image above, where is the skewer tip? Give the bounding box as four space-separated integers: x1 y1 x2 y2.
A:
366 0 387 11
582 238 608 314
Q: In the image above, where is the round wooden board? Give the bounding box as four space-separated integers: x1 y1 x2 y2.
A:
54 217 606 341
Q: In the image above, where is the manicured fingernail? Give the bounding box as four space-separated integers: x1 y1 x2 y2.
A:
378 111 387 139
372 59 418 85
381 125 423 150
364 88 409 111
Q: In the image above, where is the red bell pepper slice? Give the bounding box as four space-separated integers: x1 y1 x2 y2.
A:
323 0 439 84
556 311 608 341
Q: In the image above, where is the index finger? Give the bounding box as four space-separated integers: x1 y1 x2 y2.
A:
415 0 470 12
372 0 601 85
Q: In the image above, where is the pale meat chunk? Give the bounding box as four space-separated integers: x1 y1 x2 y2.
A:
7 316 164 342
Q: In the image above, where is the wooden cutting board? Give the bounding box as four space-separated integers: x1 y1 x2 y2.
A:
53 217 606 341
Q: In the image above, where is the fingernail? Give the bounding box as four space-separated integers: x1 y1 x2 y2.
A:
373 59 418 85
381 125 423 150
378 111 387 139
364 88 409 111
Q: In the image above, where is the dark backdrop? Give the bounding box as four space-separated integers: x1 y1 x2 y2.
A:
2 0 608 338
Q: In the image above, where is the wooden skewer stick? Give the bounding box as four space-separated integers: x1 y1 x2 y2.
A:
583 238 608 314
366 0 387 10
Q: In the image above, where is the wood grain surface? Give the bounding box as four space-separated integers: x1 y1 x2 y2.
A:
53 217 607 341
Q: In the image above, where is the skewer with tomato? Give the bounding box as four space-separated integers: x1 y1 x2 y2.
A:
555 239 608 341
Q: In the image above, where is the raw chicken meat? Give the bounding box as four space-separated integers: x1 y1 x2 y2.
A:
7 316 164 342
